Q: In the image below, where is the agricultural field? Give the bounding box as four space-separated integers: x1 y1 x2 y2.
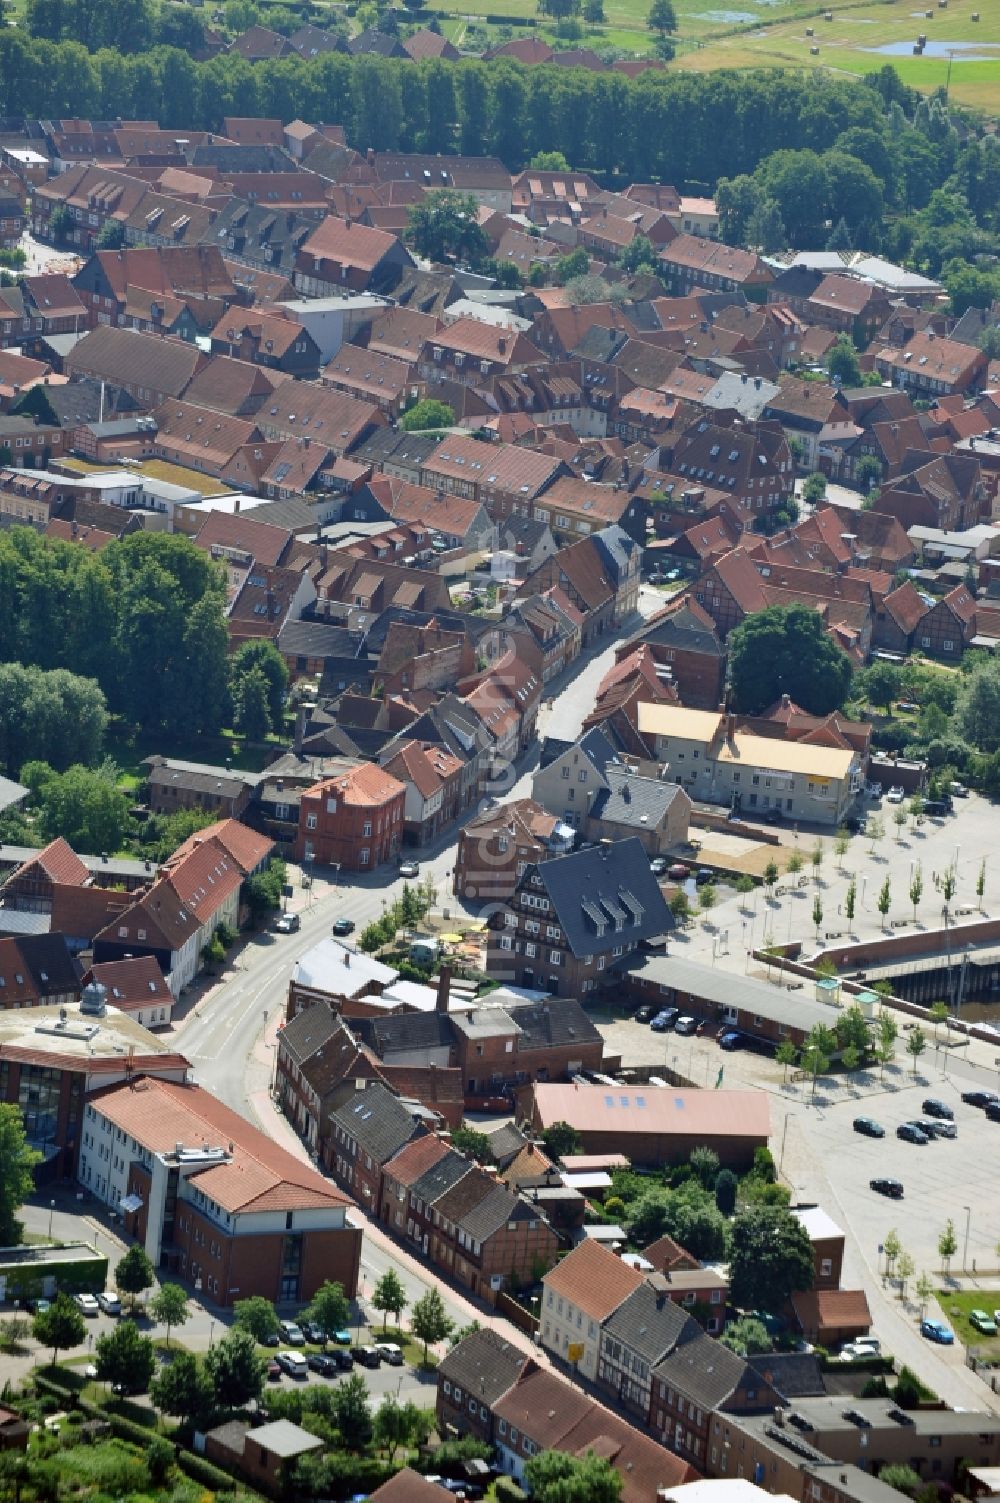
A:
407 0 999 109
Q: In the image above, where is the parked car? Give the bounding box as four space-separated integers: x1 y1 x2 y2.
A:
667 863 689 879
634 1006 655 1024
886 786 905 804
398 860 420 879
331 1329 352 1346
674 1015 698 1035
923 798 952 817
694 868 715 885
756 808 785 825
96 1291 121 1316
718 1030 743 1051
961 1090 1000 1109
302 1321 326 1344
839 1342 878 1362
332 918 355 936
921 1319 955 1344
896 1122 929 1144
917 1118 957 1140
274 912 300 934
649 857 668 878
276 1350 309 1379
75 1293 100 1317
950 782 969 797
895 701 920 714
329 1348 354 1371
307 1353 340 1377
376 1343 404 1366
870 1177 904 1198
985 1102 1000 1123
853 1116 885 1138
278 1320 305 1345
25 1297 50 1315
650 1007 679 1033
970 1309 998 1336
261 1330 280 1347
922 1098 954 1120
351 1345 382 1368
266 1359 282 1382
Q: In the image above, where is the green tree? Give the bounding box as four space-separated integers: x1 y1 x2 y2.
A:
372 1269 408 1333
915 1270 933 1318
401 398 454 432
977 858 987 909
877 1011 898 1079
745 197 785 253
232 1295 279 1342
895 1249 915 1297
763 859 779 894
555 246 590 285
95 1318 156 1396
647 0 676 33
877 875 892 929
334 1371 374 1449
719 1315 772 1356
449 1127 494 1164
776 1039 798 1081
406 189 488 264
862 661 901 711
941 864 957 921
880 1466 923 1497
47 203 73 241
529 150 571 170
855 454 883 493
802 473 827 504
909 865 923 922
833 828 850 869
835 1004 871 1063
540 1121 582 1160
148 1282 189 1347
906 1026 927 1077
699 883 717 919
619 234 655 274
232 665 271 743
114 1244 154 1313
937 1217 957 1275
0 1104 41 1245
669 890 691 923
33 1293 86 1367
827 336 862 388
727 604 853 716
909 793 923 827
955 660 1000 753
867 813 885 854
812 894 823 941
229 639 288 735
524 1449 623 1503
307 1279 350 1338
204 1327 265 1409
27 761 130 854
373 1395 414 1462
715 1168 738 1215
788 851 804 878
582 0 604 22
802 1023 835 1100
729 1207 814 1312
690 1146 720 1189
928 999 949 1041
410 1285 453 1365
150 1348 214 1427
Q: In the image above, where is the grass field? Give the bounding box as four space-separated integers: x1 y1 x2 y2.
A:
423 0 1000 110
933 1288 1000 1348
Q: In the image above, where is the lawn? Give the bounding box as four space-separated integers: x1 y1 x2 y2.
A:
933 1288 1000 1348
677 0 1000 109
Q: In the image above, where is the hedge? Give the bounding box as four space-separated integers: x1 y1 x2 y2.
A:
175 1449 254 1494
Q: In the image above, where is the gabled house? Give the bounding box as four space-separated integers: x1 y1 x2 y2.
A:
453 798 573 904
650 1326 781 1469
541 1239 644 1380
487 836 673 998
598 1279 697 1425
295 216 413 296
437 1328 532 1447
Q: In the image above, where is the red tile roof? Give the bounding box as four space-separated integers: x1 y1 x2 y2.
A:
542 1239 643 1322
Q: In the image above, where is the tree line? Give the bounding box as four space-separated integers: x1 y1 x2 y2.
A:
0 33 918 187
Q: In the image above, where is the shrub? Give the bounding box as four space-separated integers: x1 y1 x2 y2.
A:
495 1479 527 1503
174 1450 243 1492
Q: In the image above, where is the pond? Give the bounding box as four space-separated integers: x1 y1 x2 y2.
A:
864 38 1000 59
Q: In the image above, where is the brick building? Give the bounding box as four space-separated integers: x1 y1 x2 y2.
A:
295 761 406 870
81 1075 361 1305
452 798 572 904
619 596 726 709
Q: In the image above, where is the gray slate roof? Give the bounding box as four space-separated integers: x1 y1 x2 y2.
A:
589 765 685 831
409 1149 473 1206
328 1082 425 1165
651 1325 749 1408
602 1284 696 1366
508 996 602 1051
528 836 673 959
437 1327 530 1404
277 619 360 659
749 1351 826 1400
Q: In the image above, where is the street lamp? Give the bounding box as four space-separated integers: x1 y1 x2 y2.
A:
48 1200 55 1240
963 1204 971 1272
209 1319 216 1349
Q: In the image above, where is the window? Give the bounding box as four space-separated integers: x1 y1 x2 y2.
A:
500 935 513 951
306 813 317 830
820 1258 833 1277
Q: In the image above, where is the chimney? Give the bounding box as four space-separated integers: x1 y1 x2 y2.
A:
436 964 452 1014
